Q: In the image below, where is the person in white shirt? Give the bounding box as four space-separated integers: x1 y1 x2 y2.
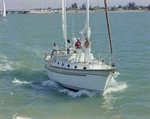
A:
67 39 72 54
84 37 91 63
51 42 59 57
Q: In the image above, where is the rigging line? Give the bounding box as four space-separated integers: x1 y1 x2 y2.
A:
104 44 110 59
97 0 110 59
80 0 86 26
79 0 80 10
44 0 46 9
48 0 56 49
104 0 112 58
60 40 65 50
71 0 75 37
108 0 110 7
47 1 51 49
95 0 111 59
95 0 110 59
90 0 101 27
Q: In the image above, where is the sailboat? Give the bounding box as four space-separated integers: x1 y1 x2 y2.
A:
0 0 6 19
45 0 117 93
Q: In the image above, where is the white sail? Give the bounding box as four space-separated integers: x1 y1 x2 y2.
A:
80 24 91 46
3 0 6 18
80 0 91 46
62 0 67 51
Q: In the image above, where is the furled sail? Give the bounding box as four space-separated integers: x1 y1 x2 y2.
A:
62 0 67 50
80 0 91 46
80 24 91 46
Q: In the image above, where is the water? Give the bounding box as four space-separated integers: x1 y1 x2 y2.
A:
0 11 150 119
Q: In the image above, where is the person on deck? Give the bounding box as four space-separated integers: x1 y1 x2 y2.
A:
84 37 91 63
75 38 81 63
51 42 59 57
67 39 72 54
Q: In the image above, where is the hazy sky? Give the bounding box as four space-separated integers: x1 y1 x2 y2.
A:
1 0 150 10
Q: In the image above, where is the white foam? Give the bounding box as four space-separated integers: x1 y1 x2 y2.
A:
15 43 23 46
41 80 98 97
0 64 13 71
113 72 120 78
0 54 13 71
0 54 8 59
103 83 128 95
13 113 32 119
103 72 128 95
102 95 117 110
12 77 31 84
59 89 98 97
10 92 13 95
15 117 31 119
41 80 58 88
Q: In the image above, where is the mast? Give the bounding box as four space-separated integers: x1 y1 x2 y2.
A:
62 0 67 51
104 0 114 64
86 0 89 38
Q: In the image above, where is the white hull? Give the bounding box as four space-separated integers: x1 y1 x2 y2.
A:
45 62 114 92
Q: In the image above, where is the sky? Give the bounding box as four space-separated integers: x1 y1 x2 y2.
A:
1 0 150 10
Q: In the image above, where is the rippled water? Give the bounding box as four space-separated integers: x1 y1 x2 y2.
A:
0 11 150 119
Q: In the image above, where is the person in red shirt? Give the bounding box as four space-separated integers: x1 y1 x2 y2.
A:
75 38 81 63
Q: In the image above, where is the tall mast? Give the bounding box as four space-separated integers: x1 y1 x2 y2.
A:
86 0 89 38
104 0 114 63
62 0 67 51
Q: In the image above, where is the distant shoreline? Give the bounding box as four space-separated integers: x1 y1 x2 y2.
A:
27 10 149 14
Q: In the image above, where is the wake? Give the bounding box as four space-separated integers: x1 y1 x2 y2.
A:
12 72 128 97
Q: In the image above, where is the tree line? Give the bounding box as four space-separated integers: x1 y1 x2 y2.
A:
66 2 150 11
111 2 150 11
